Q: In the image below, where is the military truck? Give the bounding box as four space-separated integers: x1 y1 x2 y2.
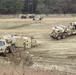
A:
0 35 36 54
33 16 43 20
21 14 35 19
50 22 76 40
3 35 36 49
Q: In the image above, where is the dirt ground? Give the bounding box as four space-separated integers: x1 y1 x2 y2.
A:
0 17 76 75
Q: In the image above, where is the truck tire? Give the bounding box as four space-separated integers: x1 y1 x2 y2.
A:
7 47 13 53
39 18 42 20
9 47 12 53
62 34 66 39
65 33 68 36
33 18 35 20
57 36 61 40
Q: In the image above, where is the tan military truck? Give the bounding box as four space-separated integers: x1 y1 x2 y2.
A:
50 23 76 40
3 35 36 49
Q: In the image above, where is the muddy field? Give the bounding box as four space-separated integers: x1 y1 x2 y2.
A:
0 17 76 75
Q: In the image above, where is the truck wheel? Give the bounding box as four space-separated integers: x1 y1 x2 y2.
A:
33 18 35 20
62 35 66 39
7 47 13 53
57 36 61 40
39 18 42 20
65 33 68 37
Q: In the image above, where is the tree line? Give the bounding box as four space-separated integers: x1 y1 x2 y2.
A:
0 0 76 14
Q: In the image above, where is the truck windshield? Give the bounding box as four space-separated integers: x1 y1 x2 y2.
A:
0 41 5 46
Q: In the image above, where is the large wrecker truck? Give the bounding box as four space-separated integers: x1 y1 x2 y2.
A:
50 22 76 40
